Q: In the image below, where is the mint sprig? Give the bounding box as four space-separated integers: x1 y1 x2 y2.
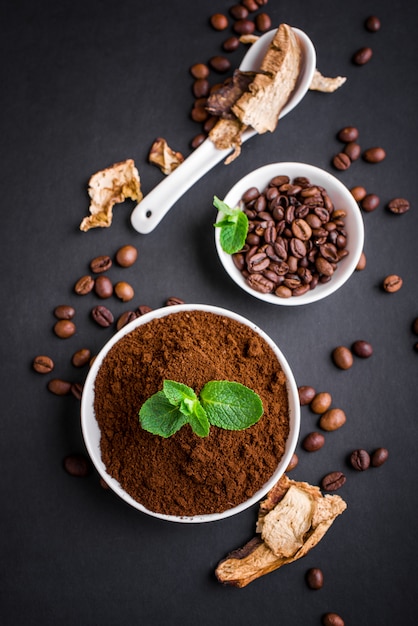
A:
213 195 248 254
139 379 263 438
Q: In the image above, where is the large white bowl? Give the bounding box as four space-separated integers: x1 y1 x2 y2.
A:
215 162 364 305
81 303 300 523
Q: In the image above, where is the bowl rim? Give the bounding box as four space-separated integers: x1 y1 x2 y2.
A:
81 303 301 523
215 162 365 306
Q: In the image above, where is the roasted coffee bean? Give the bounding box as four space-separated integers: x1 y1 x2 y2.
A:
383 274 403 293
343 141 361 161
74 275 95 295
247 273 274 293
365 15 381 32
255 13 271 32
33 355 54 374
70 383 83 400
306 567 324 590
242 187 260 203
233 19 256 35
275 285 292 298
193 78 210 98
63 454 91 477
165 297 185 306
242 0 258 11
229 4 248 20
286 453 299 472
363 146 386 163
352 340 373 358
94 275 113 299
90 255 112 273
322 613 345 626
302 432 325 452
116 310 138 331
332 152 351 170
191 106 208 122
319 408 346 432
223 36 240 52
350 449 371 471
298 385 316 406
209 13 228 30
54 319 76 339
54 305 75 320
387 198 410 215
332 346 353 370
353 46 373 65
191 133 206 149
356 251 367 270
190 63 209 79
371 447 389 467
361 193 380 212
350 185 367 202
91 305 114 327
315 256 334 277
310 392 332 414
114 281 134 302
71 348 91 368
321 471 346 491
337 126 359 142
48 378 72 395
209 55 231 73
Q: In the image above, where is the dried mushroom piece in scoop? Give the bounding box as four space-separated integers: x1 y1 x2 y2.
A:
215 474 347 588
148 138 185 175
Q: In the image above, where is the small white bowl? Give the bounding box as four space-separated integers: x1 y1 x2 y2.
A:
81 303 300 523
215 162 364 305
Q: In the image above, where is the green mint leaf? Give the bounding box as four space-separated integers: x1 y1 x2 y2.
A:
163 380 197 406
187 401 210 438
200 381 263 430
139 391 187 438
213 196 249 254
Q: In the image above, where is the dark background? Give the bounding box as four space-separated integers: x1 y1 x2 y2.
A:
2 1 417 624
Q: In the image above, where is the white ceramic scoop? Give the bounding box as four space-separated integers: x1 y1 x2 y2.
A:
131 27 316 234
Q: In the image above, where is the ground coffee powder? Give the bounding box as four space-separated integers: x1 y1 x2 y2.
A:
94 310 290 516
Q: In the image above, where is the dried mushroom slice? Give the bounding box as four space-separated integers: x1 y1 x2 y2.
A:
215 474 347 588
206 71 256 120
148 138 184 175
310 69 347 92
79 159 142 231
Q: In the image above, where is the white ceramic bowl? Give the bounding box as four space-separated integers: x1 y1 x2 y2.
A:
81 303 300 523
215 162 364 305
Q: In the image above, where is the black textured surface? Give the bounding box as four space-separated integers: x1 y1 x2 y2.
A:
2 1 417 624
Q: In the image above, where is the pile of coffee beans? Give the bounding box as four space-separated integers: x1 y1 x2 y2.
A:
230 174 349 298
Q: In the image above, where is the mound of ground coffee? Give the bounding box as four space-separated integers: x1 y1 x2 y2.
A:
94 310 290 516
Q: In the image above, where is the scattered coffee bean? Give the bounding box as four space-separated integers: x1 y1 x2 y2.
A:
322 613 345 626
371 447 389 467
310 392 332 414
33 355 55 374
321 471 346 491
363 146 386 163
74 275 95 295
242 0 258 11
116 310 138 331
54 305 75 320
191 133 206 149
365 15 381 32
90 255 112 273
63 454 91 477
332 346 353 370
190 63 209 79
353 46 373 65
352 340 373 358
91 305 114 327
337 126 359 142
165 297 185 306
209 13 228 30
387 198 410 215
209 55 231 73
233 19 256 35
298 385 316 406
383 274 403 293
114 281 134 302
319 408 346 432
361 193 380 212
71 348 91 368
255 13 271 32
137 305 153 316
192 78 210 98
332 152 351 170
286 453 299 472
302 432 325 452
356 251 367 270
350 449 371 471
350 185 367 202
70 382 83 400
306 567 324 590
229 4 248 20
54 319 76 339
222 36 240 52
47 378 72 395
94 275 113 299
343 141 361 161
